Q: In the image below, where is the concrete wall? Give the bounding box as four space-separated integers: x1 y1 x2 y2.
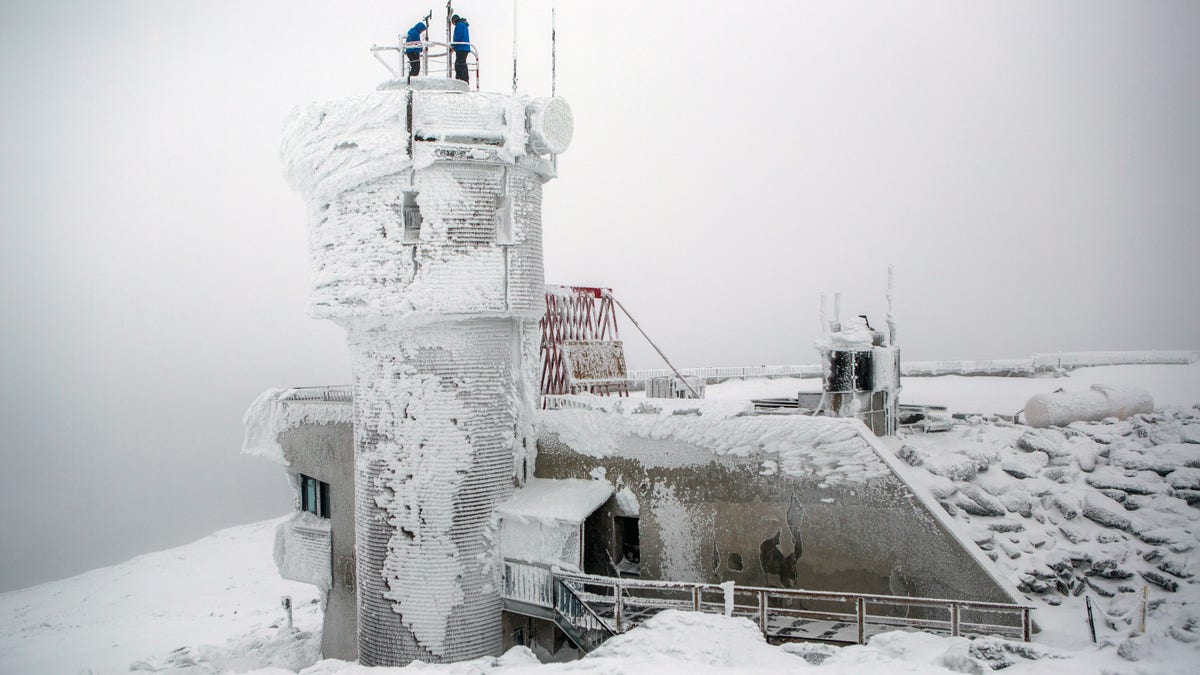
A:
535 415 1018 607
278 421 357 661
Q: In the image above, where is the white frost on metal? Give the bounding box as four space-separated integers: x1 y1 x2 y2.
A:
527 97 573 155
814 315 875 352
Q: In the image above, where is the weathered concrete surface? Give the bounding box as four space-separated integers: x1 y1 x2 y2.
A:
278 421 357 661
535 408 1020 607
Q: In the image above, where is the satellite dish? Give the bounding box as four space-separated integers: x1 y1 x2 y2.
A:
527 97 573 155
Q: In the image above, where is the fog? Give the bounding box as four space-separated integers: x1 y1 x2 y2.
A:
1 1 1196 592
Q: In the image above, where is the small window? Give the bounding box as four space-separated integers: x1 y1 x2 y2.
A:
402 192 422 243
300 474 331 519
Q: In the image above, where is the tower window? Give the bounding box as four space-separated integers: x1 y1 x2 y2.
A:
300 474 331 518
402 192 422 243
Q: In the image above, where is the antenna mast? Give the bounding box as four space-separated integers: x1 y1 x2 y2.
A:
551 7 557 96
512 0 519 93
445 2 453 79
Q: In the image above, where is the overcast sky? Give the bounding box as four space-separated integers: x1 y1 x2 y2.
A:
0 1 1197 591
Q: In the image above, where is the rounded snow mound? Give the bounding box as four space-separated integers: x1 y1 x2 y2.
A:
587 610 805 670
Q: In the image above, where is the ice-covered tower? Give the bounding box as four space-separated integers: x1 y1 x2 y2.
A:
280 71 572 666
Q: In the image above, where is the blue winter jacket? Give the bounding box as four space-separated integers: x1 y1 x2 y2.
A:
452 19 470 52
405 22 426 53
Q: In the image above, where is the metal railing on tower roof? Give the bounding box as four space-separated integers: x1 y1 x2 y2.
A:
371 40 481 90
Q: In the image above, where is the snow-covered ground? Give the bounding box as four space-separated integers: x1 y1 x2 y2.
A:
2 364 1197 674
0 518 322 674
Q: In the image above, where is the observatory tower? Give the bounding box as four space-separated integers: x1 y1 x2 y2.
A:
281 61 572 665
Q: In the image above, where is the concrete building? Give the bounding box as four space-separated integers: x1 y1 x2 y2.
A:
244 34 1028 668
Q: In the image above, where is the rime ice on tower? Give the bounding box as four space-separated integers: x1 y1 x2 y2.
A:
281 73 572 666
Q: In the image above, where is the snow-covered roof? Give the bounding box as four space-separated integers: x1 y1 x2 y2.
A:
496 478 613 525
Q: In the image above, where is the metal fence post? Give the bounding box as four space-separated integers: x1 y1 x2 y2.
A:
950 603 960 637
693 586 701 611
614 580 623 632
1022 607 1032 642
758 590 768 635
856 597 865 644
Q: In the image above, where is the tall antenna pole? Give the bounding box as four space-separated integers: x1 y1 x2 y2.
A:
551 7 557 97
446 2 453 79
512 0 519 93
886 265 897 346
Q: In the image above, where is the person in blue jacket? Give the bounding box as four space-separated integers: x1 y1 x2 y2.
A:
451 15 470 83
404 21 427 77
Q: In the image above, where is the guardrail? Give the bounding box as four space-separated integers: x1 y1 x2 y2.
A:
371 40 481 89
629 364 822 384
626 351 1197 387
279 385 353 403
554 577 617 652
504 560 554 609
549 570 1033 645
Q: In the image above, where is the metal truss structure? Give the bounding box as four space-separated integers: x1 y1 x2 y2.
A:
540 285 629 400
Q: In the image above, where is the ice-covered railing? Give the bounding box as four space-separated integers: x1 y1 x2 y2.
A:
278 385 353 404
500 562 1034 645
627 364 822 384
625 351 1197 387
905 351 1198 377
371 40 481 90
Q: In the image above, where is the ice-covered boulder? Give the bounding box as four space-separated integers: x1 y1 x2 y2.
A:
1082 492 1132 530
1085 466 1169 496
1168 467 1200 491
1182 424 1200 444
1002 452 1048 479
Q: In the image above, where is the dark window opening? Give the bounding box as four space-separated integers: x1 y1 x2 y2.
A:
300 474 331 519
614 516 640 576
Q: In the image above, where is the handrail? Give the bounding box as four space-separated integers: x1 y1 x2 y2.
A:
556 568 1033 613
550 569 1033 643
279 385 353 403
626 350 1198 385
371 39 481 90
554 577 617 651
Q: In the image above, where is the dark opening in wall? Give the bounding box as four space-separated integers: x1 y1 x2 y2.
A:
614 516 640 576
300 474 331 518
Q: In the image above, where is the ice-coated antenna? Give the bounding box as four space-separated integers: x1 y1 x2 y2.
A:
886 264 897 346
551 7 557 97
445 2 454 79
512 0 519 93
